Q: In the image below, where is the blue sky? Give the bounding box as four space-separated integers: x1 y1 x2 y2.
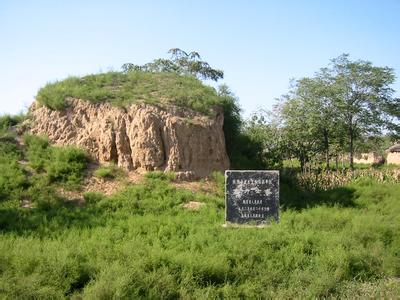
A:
1 0 399 117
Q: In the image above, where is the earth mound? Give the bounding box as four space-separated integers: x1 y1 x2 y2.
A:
29 98 229 179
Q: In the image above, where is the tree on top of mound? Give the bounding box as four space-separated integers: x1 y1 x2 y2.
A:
121 48 224 81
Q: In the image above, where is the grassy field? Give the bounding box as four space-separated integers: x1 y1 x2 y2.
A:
1 176 399 299
36 71 224 115
1 119 400 298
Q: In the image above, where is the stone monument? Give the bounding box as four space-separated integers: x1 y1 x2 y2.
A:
225 170 279 226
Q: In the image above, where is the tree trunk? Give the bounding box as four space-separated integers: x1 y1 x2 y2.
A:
349 118 354 170
324 130 330 169
300 157 305 173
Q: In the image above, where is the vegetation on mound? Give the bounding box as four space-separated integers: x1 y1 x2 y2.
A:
121 48 224 82
36 71 224 115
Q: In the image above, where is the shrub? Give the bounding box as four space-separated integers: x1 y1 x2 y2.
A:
0 137 21 160
0 136 26 202
83 192 105 205
210 171 225 197
26 175 64 210
23 134 89 187
98 178 190 214
94 164 125 180
0 159 27 202
23 134 51 171
46 147 88 186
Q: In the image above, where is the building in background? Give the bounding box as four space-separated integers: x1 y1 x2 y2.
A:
386 143 400 165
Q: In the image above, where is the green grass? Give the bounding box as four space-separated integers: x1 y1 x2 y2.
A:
0 172 399 298
36 71 223 115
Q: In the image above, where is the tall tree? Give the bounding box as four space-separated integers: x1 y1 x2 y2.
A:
294 75 340 169
275 75 341 171
277 93 321 172
328 54 397 169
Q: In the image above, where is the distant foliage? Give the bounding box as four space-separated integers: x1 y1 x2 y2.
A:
244 112 285 169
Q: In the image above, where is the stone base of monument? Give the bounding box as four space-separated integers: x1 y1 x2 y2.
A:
222 222 267 228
